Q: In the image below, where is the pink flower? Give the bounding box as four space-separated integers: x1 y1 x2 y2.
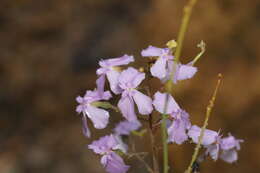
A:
96 55 134 94
153 92 191 144
89 135 129 173
141 46 173 79
117 67 153 121
76 90 112 138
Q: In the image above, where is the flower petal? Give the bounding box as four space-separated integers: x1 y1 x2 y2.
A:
175 64 197 81
81 114 91 138
118 96 137 122
88 134 118 154
101 152 130 173
96 75 106 96
150 57 167 79
100 55 134 67
132 90 153 115
113 135 128 153
118 67 145 89
114 120 141 136
76 96 84 103
188 125 218 146
86 105 109 129
220 149 238 163
206 144 220 161
167 120 188 144
141 46 164 57
220 135 243 151
76 105 84 114
153 91 180 114
106 70 122 94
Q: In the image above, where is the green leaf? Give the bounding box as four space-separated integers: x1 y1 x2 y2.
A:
91 101 119 112
131 129 147 137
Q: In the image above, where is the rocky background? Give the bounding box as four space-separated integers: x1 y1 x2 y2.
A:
0 0 259 172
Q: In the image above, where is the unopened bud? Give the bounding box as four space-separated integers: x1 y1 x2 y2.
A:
166 40 177 49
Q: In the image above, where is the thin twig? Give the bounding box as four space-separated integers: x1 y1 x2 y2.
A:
185 74 222 173
131 142 154 173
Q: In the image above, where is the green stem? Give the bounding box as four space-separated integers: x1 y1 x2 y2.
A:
161 0 199 172
185 74 222 173
161 113 169 173
174 0 198 64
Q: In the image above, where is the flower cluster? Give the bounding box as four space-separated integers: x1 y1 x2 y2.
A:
188 125 243 163
75 44 243 173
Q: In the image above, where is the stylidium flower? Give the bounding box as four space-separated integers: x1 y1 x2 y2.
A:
220 134 243 151
205 134 222 161
168 110 191 144
188 125 222 161
153 92 191 144
96 55 134 94
88 134 129 173
76 90 112 138
114 120 141 136
219 134 243 163
88 134 118 154
117 67 153 121
141 46 174 79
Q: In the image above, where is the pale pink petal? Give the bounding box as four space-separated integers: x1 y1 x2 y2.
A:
86 105 109 129
188 125 218 146
132 90 153 115
106 70 123 94
96 75 106 96
175 64 197 81
113 135 128 153
76 96 84 103
150 57 167 79
153 91 180 114
220 149 238 163
206 144 220 161
167 120 188 144
101 152 130 173
100 55 134 67
132 72 145 89
76 105 84 114
82 114 91 138
88 134 118 154
118 96 137 122
141 46 164 57
118 67 145 89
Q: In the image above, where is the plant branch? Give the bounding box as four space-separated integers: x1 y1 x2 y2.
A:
185 74 222 173
174 0 199 63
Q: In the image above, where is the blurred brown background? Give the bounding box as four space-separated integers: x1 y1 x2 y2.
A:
0 0 259 173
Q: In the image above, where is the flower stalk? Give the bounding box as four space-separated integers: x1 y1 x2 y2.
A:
162 0 199 172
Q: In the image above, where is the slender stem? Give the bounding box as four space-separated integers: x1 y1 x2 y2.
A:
185 74 222 173
161 113 169 173
174 0 198 63
161 0 199 172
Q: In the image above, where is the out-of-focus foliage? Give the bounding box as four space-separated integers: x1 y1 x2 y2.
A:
0 0 259 172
